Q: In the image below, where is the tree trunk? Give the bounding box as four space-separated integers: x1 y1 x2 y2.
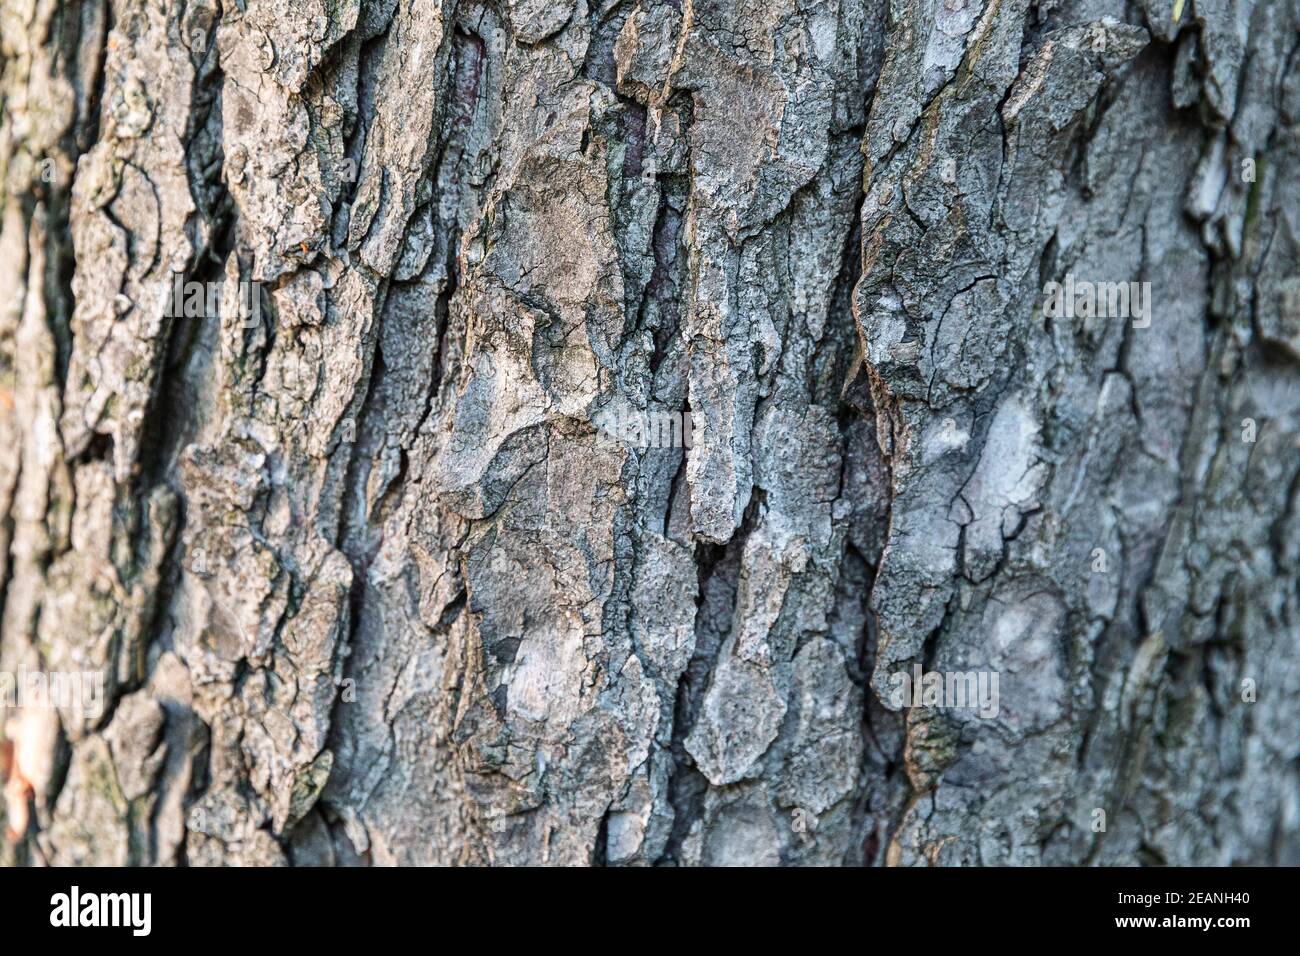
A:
0 0 1296 867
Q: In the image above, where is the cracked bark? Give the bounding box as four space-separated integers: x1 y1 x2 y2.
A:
0 0 1297 867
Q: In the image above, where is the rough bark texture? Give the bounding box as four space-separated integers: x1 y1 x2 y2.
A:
0 0 1297 867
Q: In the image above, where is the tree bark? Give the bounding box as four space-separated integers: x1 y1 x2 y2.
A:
0 0 1297 866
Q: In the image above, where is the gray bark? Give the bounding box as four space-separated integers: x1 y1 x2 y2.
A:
0 0 1297 866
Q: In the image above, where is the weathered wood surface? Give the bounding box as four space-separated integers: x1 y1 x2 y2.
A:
0 0 1296 866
